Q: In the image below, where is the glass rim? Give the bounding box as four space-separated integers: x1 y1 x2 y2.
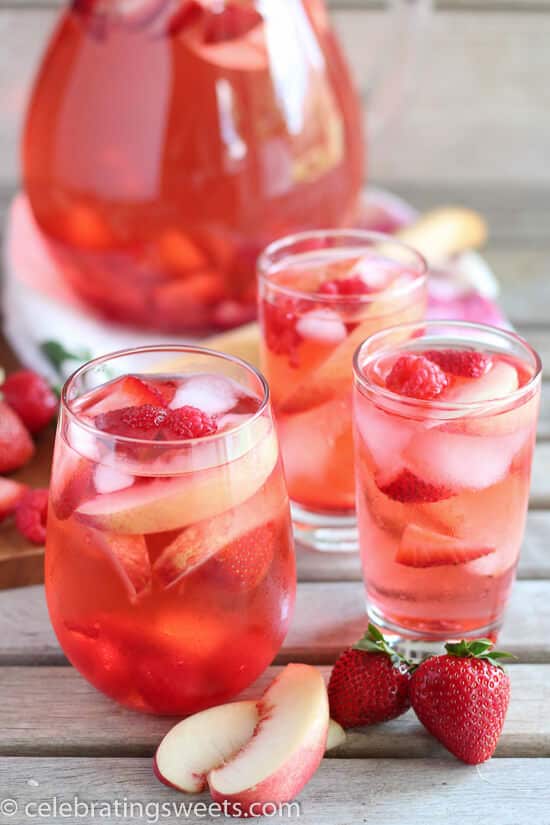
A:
257 228 428 305
61 344 271 447
353 320 543 415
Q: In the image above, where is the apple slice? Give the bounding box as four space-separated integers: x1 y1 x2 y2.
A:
75 419 278 534
208 664 328 814
153 477 286 589
154 700 259 793
396 524 495 569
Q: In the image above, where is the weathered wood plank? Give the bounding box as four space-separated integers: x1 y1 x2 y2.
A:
1 758 549 825
1 580 550 665
0 664 546 758
2 10 550 189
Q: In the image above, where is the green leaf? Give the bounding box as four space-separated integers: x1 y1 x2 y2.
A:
445 638 514 670
41 341 92 375
352 625 414 670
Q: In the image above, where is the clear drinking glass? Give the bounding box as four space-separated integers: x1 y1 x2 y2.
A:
258 229 428 552
353 321 541 642
46 345 295 715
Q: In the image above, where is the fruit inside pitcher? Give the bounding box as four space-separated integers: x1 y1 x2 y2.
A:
23 0 364 333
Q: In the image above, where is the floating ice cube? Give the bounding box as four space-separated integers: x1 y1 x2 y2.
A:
350 255 402 290
296 309 347 344
94 464 135 495
354 395 415 475
169 374 240 417
404 427 528 492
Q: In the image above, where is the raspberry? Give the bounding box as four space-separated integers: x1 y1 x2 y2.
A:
2 370 58 434
386 355 449 400
166 406 218 439
318 275 373 297
262 299 303 366
423 349 492 378
95 405 168 438
15 488 49 545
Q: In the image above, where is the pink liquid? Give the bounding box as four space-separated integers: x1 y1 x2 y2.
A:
46 370 295 715
354 346 540 638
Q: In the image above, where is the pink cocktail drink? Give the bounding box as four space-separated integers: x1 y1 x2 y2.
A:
353 322 541 641
46 346 295 715
258 230 427 552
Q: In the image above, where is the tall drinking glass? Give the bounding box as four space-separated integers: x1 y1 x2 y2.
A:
258 229 427 552
353 321 541 642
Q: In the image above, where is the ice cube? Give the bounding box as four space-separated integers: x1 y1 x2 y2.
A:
354 394 415 475
404 427 528 491
94 465 135 495
295 309 347 345
169 374 240 416
350 255 402 290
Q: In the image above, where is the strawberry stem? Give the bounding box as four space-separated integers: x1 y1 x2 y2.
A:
353 624 414 670
445 639 516 669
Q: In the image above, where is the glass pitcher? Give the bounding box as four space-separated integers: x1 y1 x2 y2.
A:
22 0 431 334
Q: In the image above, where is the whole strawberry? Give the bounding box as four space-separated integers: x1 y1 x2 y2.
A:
410 639 513 764
2 370 58 434
328 624 412 729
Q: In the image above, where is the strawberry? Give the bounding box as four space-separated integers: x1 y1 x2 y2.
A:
84 375 165 417
0 478 29 523
0 401 35 473
410 639 513 764
1 369 58 434
397 524 495 568
318 274 373 296
423 349 491 379
386 355 449 400
327 624 412 729
214 521 277 592
202 3 263 44
15 488 49 545
377 469 453 503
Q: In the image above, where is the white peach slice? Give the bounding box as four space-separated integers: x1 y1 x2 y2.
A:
154 701 259 794
208 664 329 815
326 718 346 751
92 530 151 602
75 420 278 534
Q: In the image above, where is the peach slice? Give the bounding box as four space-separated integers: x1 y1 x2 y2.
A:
153 478 287 589
208 664 328 815
326 718 346 751
154 701 259 793
93 530 151 602
75 419 278 534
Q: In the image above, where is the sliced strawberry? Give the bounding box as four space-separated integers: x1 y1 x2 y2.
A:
95 404 168 439
386 355 449 400
0 401 35 473
377 469 454 504
83 375 165 417
153 483 285 589
167 0 204 36
51 451 95 521
213 521 277 591
63 619 130 701
423 349 492 378
202 3 263 44
93 530 151 602
318 274 374 297
0 478 29 523
396 524 495 568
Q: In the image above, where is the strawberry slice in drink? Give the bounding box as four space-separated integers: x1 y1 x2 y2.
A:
81 375 165 418
396 524 495 569
181 2 267 71
153 478 287 591
51 450 96 521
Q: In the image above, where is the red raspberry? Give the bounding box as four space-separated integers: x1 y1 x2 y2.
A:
2 370 58 434
0 401 35 473
166 406 218 439
319 275 373 297
386 355 449 400
95 405 168 439
262 299 303 366
15 488 49 545
423 349 491 378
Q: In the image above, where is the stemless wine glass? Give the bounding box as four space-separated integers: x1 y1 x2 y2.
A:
258 229 427 553
353 321 542 643
46 345 295 715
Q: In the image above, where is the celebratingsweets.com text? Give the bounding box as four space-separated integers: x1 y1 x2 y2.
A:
0 795 301 822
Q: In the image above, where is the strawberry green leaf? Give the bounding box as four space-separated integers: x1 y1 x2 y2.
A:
445 639 515 670
353 624 414 670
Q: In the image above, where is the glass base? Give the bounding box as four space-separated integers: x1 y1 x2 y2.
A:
291 502 358 553
367 603 503 660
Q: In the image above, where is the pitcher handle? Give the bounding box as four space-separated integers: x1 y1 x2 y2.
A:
367 0 433 138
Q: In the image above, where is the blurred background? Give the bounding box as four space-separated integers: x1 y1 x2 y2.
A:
0 0 548 323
